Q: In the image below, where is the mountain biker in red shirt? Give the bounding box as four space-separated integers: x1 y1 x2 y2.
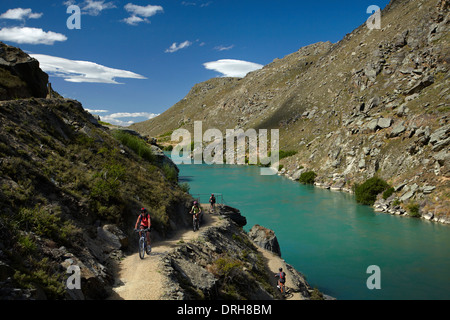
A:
135 208 151 248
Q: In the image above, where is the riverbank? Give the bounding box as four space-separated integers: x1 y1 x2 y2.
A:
277 165 450 226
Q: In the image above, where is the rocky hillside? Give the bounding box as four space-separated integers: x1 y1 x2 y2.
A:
0 96 197 299
0 44 199 298
132 0 449 220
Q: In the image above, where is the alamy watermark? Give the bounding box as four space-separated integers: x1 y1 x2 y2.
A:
366 5 381 30
67 5 81 30
171 121 280 176
366 265 381 290
66 264 81 290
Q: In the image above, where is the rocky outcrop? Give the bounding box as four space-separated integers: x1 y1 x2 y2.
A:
248 225 282 257
0 42 49 100
216 205 247 227
159 216 313 300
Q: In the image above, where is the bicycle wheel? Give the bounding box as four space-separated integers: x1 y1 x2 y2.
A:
139 237 145 259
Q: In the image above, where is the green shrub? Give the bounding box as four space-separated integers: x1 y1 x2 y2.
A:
408 203 420 217
91 162 126 202
355 177 389 206
268 150 298 160
299 171 317 184
162 164 178 183
179 182 190 193
310 288 324 300
16 206 76 243
278 150 298 160
17 234 37 254
112 130 154 163
382 187 395 200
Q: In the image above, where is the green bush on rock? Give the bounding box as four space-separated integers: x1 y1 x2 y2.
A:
298 171 317 185
354 177 389 206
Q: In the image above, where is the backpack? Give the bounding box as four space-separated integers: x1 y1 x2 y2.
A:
279 272 286 283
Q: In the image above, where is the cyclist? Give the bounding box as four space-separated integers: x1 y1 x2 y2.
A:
275 268 286 293
189 201 202 227
135 208 151 252
209 194 216 213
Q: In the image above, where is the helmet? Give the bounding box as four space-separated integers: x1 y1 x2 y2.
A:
279 268 283 272
193 201 198 205
141 207 147 214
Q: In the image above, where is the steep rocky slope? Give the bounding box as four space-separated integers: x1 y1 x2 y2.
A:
0 43 198 298
0 96 196 299
132 0 449 220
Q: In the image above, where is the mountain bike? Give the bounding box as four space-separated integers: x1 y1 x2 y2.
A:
277 281 286 295
135 228 151 259
192 214 200 232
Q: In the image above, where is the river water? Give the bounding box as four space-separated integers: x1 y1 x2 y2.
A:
177 162 450 300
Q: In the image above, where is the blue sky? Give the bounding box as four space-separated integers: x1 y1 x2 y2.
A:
0 0 390 126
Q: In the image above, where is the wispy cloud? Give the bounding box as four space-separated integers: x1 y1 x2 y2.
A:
83 0 116 16
123 3 164 25
101 112 160 127
213 44 235 51
181 1 212 7
203 59 263 78
0 27 67 45
85 109 109 113
30 54 147 84
64 0 116 16
165 40 192 53
0 8 43 20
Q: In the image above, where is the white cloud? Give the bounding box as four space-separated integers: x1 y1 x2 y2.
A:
203 59 263 78
123 15 146 26
101 112 159 127
123 3 164 25
64 1 116 16
30 54 147 84
82 0 116 16
213 44 235 51
124 3 164 17
165 40 192 53
0 27 67 45
85 109 109 113
0 8 43 20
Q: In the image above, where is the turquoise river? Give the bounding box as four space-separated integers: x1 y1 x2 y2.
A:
177 162 450 300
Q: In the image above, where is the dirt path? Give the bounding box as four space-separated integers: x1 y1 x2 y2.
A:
109 212 221 300
109 209 304 300
258 249 305 300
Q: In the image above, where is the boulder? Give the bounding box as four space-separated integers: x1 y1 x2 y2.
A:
378 118 393 129
389 123 406 138
171 258 217 299
405 75 434 96
248 225 282 257
0 42 49 100
429 124 450 145
217 205 247 227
